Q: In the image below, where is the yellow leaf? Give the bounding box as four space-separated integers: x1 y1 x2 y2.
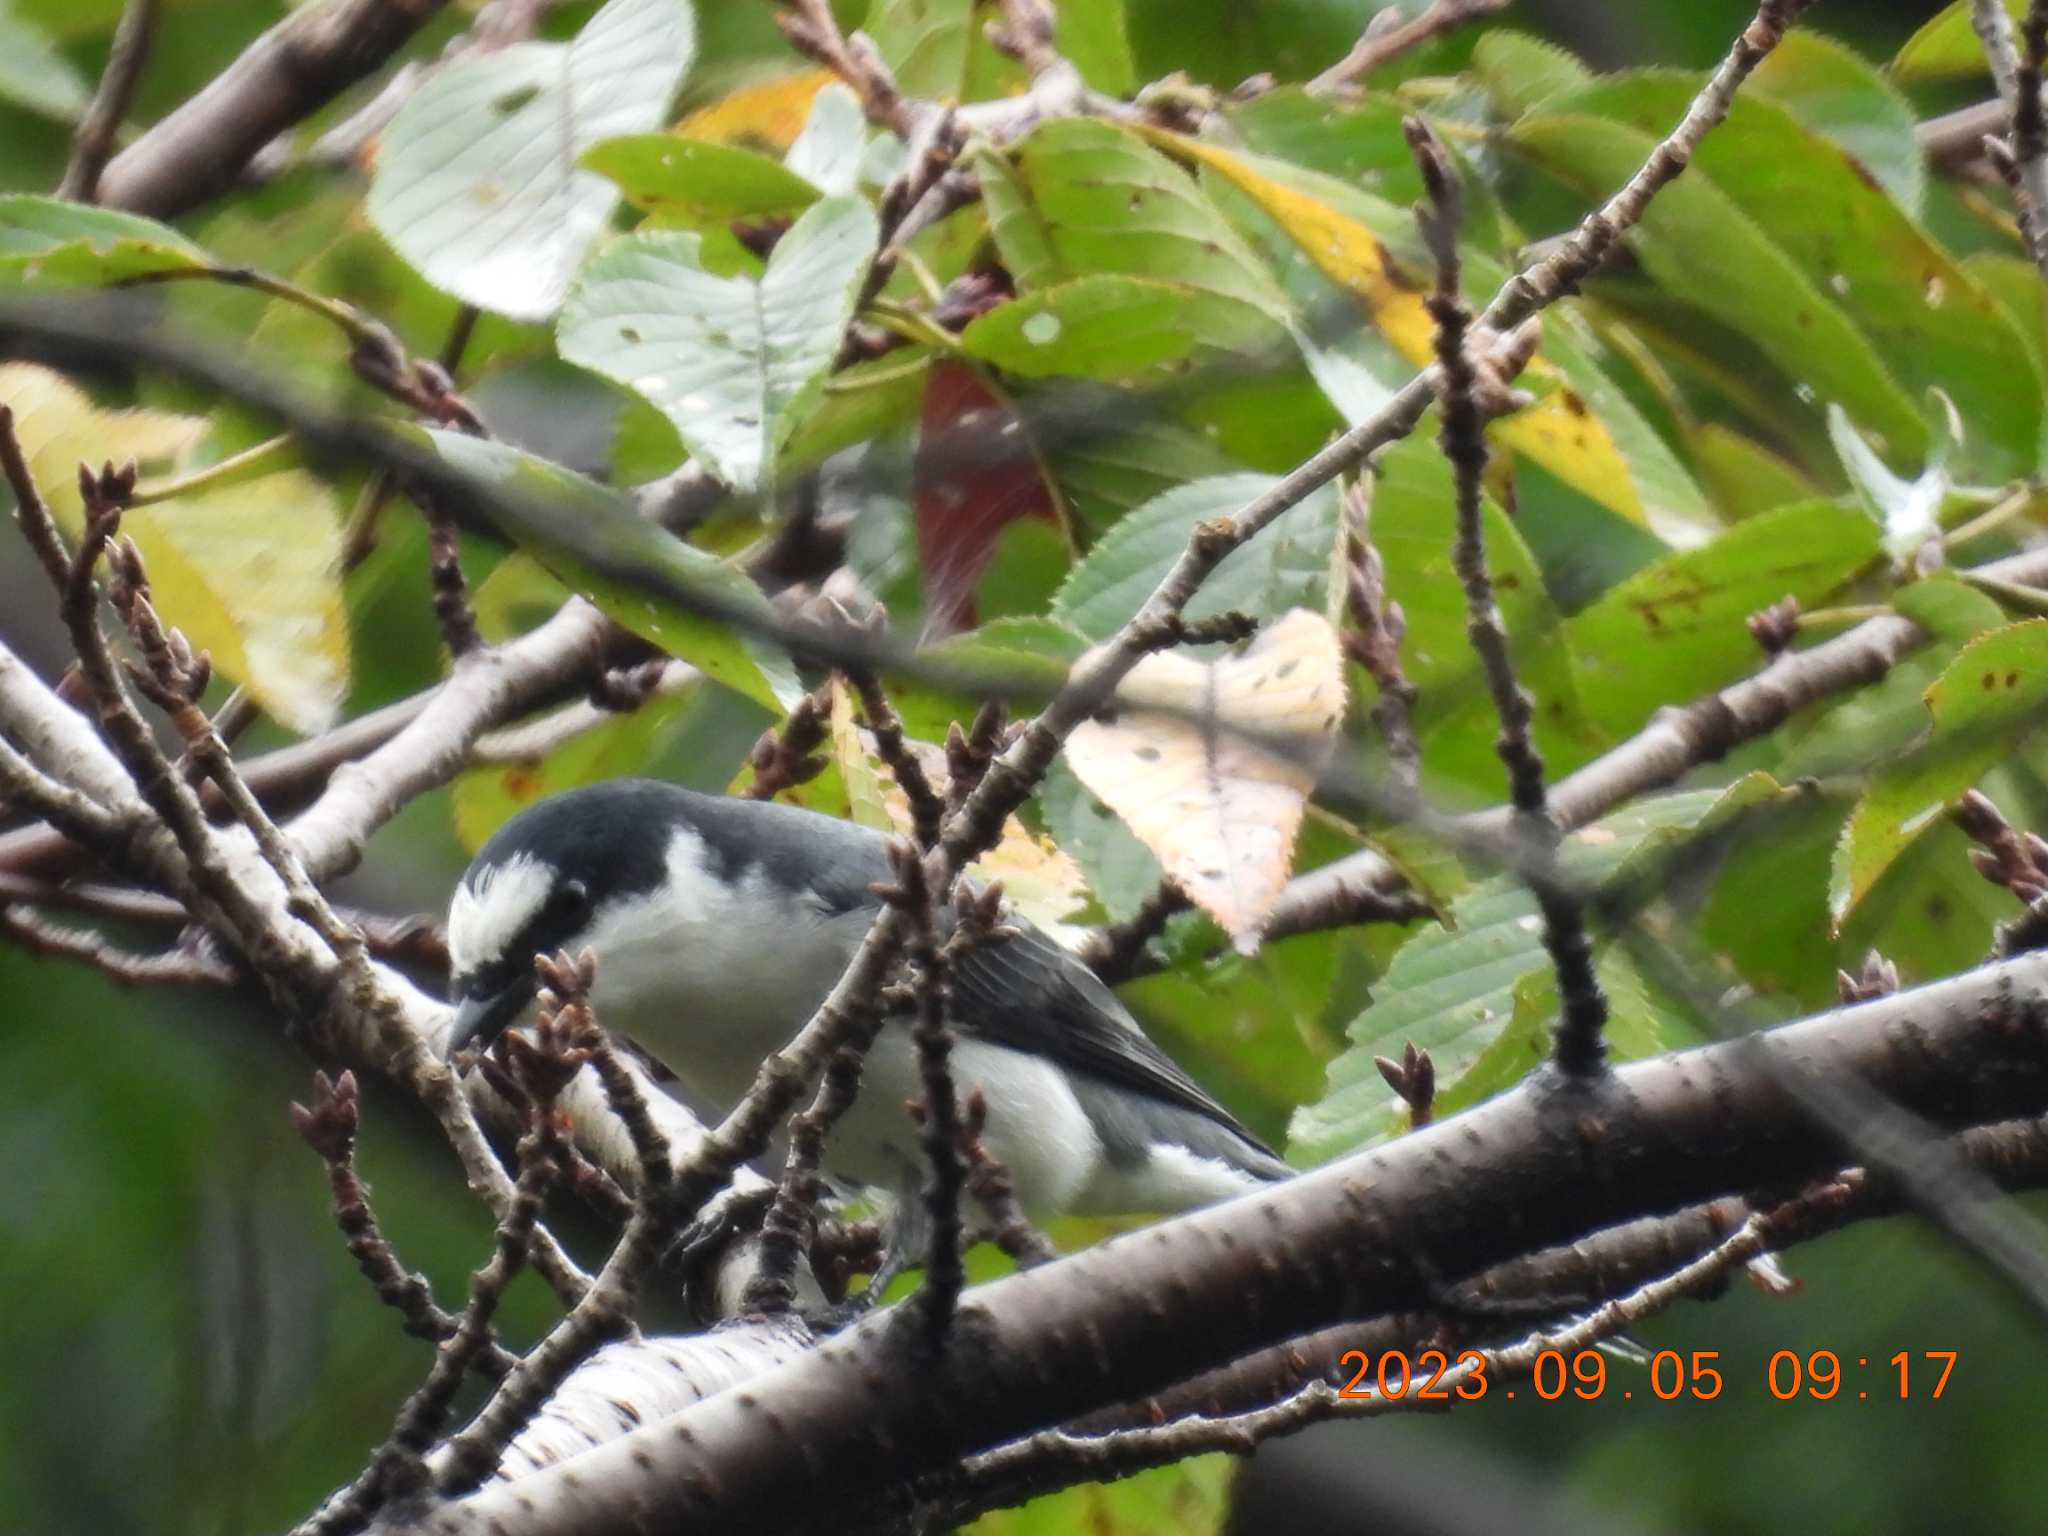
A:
964 818 1090 938
857 701 1092 937
831 678 897 833
3 361 202 525
1140 130 1656 533
677 70 834 152
2 364 350 734
1064 609 1345 950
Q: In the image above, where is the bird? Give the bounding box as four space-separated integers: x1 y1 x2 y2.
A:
444 778 1290 1231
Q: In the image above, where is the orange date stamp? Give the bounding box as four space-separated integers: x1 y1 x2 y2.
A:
1336 1348 1957 1402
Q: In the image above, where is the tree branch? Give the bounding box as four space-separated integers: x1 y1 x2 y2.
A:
97 0 451 218
397 943 2048 1534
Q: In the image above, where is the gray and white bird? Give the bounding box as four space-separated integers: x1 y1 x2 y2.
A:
445 779 1289 1222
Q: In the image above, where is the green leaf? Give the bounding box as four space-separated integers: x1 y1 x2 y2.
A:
1749 29 1925 213
1541 78 2040 477
558 196 879 493
1227 87 1506 250
1533 305 1721 548
1043 393 1241 541
784 83 867 196
1686 420 1814 519
403 428 798 710
1053 0 1136 95
368 0 696 320
1471 30 1592 116
1360 433 1595 795
1051 473 1339 640
1564 501 1881 741
1893 0 2019 81
961 1454 1235 1536
1506 110 1929 468
1455 946 1688 1124
781 345 934 479
886 614 1088 739
1831 620 2048 925
866 0 973 99
582 136 823 223
1040 755 1164 921
1290 783 1772 1164
978 119 1291 359
1179 133 1709 540
1840 817 2023 986
960 274 1203 380
0 194 209 284
0 10 87 122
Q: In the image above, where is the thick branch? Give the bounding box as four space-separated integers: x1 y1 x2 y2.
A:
97 0 450 218
401 943 2048 1534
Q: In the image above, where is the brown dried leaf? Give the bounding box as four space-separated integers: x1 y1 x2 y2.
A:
1064 609 1345 951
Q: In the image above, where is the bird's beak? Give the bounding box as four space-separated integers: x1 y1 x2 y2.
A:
447 979 533 1057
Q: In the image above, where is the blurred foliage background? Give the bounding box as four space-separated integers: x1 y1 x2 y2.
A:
7 1 2048 1532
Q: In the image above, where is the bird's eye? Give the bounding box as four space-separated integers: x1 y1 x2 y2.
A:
550 879 590 922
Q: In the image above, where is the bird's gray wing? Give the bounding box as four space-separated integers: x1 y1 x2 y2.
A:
943 918 1280 1159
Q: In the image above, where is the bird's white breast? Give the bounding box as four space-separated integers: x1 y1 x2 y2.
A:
580 825 872 1106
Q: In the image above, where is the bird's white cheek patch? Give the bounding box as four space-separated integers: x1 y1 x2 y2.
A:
448 853 554 975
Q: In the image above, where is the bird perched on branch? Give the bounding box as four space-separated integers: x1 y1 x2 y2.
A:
445 779 1289 1232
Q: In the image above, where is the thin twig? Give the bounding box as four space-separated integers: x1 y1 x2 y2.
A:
56 0 161 203
1973 0 2048 271
741 1039 868 1317
849 670 946 850
741 684 835 801
958 1089 1057 1268
290 1070 518 1376
307 1020 583 1535
896 845 968 1331
1074 881 1192 985
431 954 673 1498
0 904 233 986
1408 116 1607 1076
428 518 483 658
1339 475 1421 804
1305 0 1510 98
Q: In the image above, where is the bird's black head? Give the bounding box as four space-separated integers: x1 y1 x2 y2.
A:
445 779 682 1051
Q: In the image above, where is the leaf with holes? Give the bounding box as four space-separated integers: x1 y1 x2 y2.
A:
960 275 1203 381
1564 500 1881 742
1831 621 2048 927
559 196 877 494
1063 610 1345 950
368 0 695 319
978 119 1291 361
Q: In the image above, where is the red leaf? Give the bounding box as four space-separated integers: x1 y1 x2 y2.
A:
913 361 1061 637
